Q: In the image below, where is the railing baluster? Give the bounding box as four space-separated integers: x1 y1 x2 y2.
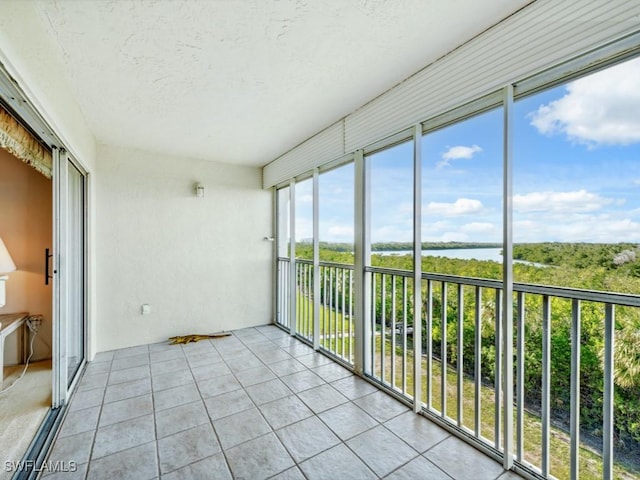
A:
300 264 315 339
277 261 282 325
603 303 614 480
330 267 335 352
371 272 376 376
305 264 309 339
441 282 447 418
326 266 330 347
325 266 329 347
309 264 313 339
332 267 336 353
309 265 320 346
297 263 301 332
337 268 341 357
516 291 525 461
311 265 315 340
336 267 340 357
349 269 353 363
332 267 337 352
457 283 464 427
402 276 408 395
336 268 347 358
570 299 581 480
391 275 397 389
426 279 433 409
317 266 322 346
284 261 289 328
495 289 502 449
475 286 482 437
287 262 291 329
312 265 315 339
381 273 386 383
313 265 325 347
302 263 306 337
542 295 551 477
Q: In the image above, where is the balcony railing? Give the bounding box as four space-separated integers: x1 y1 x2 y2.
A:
276 258 640 480
276 257 355 366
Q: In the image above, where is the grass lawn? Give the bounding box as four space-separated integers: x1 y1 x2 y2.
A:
296 292 354 363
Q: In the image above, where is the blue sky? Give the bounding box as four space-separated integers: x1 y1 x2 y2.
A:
294 56 640 244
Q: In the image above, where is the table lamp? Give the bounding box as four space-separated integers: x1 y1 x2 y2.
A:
0 237 16 308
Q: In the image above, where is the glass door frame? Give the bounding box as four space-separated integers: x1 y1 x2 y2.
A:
52 147 88 407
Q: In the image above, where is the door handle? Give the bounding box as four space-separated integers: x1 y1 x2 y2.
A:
45 248 55 285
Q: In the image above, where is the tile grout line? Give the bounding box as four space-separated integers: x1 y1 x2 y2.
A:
61 325 512 480
83 349 118 480
228 330 299 478
238 329 376 479
234 329 332 480
215 329 329 479
201 333 256 479
149 342 173 479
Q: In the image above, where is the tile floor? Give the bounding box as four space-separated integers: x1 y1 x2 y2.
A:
42 325 523 480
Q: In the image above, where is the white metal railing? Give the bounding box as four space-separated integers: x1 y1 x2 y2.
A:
369 268 415 398
295 259 314 341
276 258 639 479
278 258 355 365
318 261 354 365
276 257 290 329
365 265 640 480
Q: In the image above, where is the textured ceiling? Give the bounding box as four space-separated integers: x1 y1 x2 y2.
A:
32 0 530 167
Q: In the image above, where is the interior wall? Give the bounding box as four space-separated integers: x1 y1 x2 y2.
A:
0 149 53 363
95 144 273 352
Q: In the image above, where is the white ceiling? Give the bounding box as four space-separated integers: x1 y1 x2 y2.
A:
32 0 530 167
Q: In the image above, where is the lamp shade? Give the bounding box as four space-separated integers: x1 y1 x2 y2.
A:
0 237 16 273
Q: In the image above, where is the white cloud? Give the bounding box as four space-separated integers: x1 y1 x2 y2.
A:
424 198 483 216
438 144 483 168
513 189 613 213
514 215 640 243
529 57 640 146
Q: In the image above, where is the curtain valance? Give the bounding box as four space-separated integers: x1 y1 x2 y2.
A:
0 106 51 179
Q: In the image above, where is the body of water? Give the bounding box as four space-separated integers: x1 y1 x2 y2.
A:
376 247 544 266
377 247 503 261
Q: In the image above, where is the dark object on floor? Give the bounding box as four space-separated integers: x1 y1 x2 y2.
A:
168 332 232 345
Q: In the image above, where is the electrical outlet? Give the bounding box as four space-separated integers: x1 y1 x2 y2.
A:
27 316 42 331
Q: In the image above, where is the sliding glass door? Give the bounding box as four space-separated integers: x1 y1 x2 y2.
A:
53 149 87 405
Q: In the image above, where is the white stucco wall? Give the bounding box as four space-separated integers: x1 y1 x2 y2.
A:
95 145 273 352
0 1 96 165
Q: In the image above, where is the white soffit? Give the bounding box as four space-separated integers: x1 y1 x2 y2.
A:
29 0 530 167
345 0 640 152
264 0 640 188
